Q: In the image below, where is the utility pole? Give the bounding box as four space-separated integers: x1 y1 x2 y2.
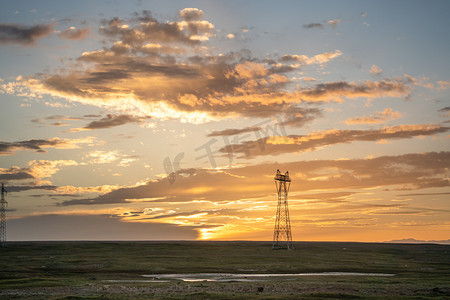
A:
1 183 7 247
272 170 294 250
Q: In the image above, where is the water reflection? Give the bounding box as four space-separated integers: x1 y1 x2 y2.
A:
142 272 394 282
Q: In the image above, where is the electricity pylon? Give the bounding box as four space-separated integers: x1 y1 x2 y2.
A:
1 183 7 247
272 170 293 250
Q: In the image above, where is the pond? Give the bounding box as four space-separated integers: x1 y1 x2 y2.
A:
142 272 395 282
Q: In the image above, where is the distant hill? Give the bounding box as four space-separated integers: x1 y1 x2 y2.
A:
386 238 450 245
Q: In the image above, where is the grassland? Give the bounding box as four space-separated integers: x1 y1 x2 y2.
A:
0 241 449 299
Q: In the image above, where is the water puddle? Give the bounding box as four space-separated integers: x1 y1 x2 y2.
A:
104 280 169 283
142 272 394 282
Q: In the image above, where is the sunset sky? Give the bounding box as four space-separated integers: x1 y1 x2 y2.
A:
1 0 449 242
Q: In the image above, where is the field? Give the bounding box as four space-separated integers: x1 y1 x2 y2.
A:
0 241 449 299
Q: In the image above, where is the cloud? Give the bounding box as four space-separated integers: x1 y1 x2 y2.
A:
0 11 349 126
179 8 204 21
369 65 382 75
303 19 341 29
295 78 411 102
0 160 127 195
300 217 374 226
85 150 138 166
437 81 450 90
280 50 342 65
404 74 434 89
8 214 198 241
33 114 139 128
86 150 122 164
59 168 258 206
55 184 120 195
303 23 324 29
0 166 34 181
439 107 450 118
71 114 151 131
6 185 57 192
52 122 69 126
207 126 262 137
1 10 413 127
59 151 450 206
371 206 450 216
0 23 53 45
0 160 80 191
139 208 241 222
298 77 317 82
343 108 401 125
295 191 355 204
327 19 341 28
31 115 82 126
12 68 404 126
397 192 450 197
58 27 90 40
6 183 119 195
219 124 449 158
26 160 78 179
10 54 326 125
0 160 77 193
0 137 95 155
53 152 449 239
99 9 212 46
139 43 187 55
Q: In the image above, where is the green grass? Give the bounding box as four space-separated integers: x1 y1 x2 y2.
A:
0 241 449 299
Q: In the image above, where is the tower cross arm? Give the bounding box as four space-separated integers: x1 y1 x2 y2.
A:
274 170 291 182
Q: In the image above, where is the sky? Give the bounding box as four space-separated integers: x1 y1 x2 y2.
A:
0 0 449 242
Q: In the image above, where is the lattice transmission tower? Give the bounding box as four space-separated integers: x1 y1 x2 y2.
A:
272 170 293 250
1 183 7 247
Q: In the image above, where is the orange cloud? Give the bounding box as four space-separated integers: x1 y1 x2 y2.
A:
58 27 90 40
0 10 414 127
55 184 120 195
179 8 205 21
280 50 342 65
404 74 434 89
437 80 450 90
0 160 78 192
84 150 137 166
8 214 198 241
0 136 95 155
369 64 382 75
343 108 401 124
295 79 411 102
70 114 151 132
222 124 448 158
327 19 341 28
59 151 450 206
26 160 78 179
48 151 450 240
